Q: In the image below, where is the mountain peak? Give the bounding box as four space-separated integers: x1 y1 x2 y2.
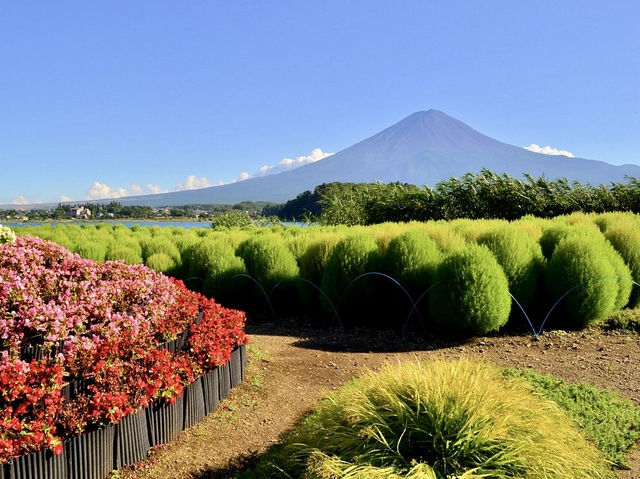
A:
366 109 496 153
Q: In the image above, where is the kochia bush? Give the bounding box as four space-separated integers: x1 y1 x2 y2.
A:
105 244 143 265
428 244 511 336
477 225 544 306
321 234 379 299
236 236 299 291
383 230 442 295
605 223 640 307
145 252 177 273
192 240 247 302
545 236 619 328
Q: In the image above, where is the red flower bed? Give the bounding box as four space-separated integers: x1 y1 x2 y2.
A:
0 236 248 462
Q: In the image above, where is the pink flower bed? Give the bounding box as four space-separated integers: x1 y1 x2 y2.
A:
0 236 247 462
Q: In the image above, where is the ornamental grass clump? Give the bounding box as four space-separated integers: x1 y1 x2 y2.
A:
243 360 611 479
428 244 511 336
477 225 544 307
545 235 621 328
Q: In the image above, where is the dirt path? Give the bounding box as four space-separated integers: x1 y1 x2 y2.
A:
119 323 640 478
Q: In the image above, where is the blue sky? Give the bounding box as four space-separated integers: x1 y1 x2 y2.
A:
1 1 638 205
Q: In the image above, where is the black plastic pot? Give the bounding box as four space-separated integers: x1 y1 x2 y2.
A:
230 347 242 389
114 408 151 469
5 448 66 479
218 362 231 400
183 377 206 429
201 368 220 415
146 395 185 447
66 424 115 479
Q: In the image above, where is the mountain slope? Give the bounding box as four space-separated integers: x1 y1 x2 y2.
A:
6 110 640 208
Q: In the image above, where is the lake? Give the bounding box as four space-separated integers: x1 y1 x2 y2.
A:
3 220 306 229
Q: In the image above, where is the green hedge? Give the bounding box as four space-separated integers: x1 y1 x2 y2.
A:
11 212 640 337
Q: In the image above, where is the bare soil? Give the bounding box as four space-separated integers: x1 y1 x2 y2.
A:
119 322 640 479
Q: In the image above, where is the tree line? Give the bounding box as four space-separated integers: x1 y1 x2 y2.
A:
268 169 640 225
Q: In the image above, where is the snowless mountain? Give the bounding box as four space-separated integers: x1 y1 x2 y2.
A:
7 110 640 207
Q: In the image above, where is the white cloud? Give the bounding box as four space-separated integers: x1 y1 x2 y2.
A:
11 195 31 205
278 148 332 169
237 148 334 182
86 181 129 200
524 144 575 157
83 177 208 200
147 184 168 194
58 195 73 202
174 175 212 191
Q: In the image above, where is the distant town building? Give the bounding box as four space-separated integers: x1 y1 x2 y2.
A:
69 207 92 219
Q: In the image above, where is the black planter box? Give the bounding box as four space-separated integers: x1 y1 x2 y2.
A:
230 348 242 389
66 424 115 479
183 377 206 430
239 344 247 380
146 395 185 447
61 377 90 403
114 408 151 469
218 362 231 400
201 368 220 415
6 448 66 479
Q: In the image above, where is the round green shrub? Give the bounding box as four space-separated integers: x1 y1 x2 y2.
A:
383 231 442 295
298 234 341 287
145 252 176 273
539 223 602 260
141 237 182 266
188 239 245 281
75 241 107 262
605 223 640 307
428 243 511 336
320 233 380 305
545 236 619 328
105 244 143 265
200 241 247 301
236 235 299 291
603 242 633 310
539 224 572 260
243 360 610 479
477 225 544 306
